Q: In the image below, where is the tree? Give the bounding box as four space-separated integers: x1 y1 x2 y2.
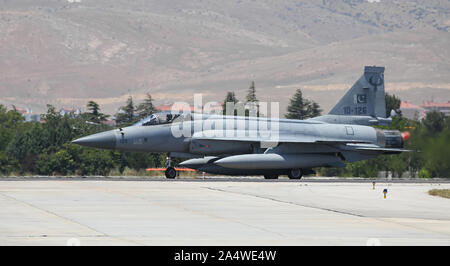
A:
306 101 322 118
136 93 158 119
5 105 77 173
43 105 74 152
87 101 100 116
246 81 258 103
285 89 322 119
0 151 19 175
36 149 75 176
423 111 446 134
223 92 239 115
115 96 136 126
86 101 109 123
385 93 402 117
0 105 24 150
423 129 450 177
286 89 306 119
78 148 115 176
387 153 409 178
245 81 260 117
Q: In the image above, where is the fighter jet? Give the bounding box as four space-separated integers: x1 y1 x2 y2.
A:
73 66 410 179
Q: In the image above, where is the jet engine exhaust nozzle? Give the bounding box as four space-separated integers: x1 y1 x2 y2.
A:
401 131 411 141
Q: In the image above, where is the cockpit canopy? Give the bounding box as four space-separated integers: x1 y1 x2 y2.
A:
132 111 192 127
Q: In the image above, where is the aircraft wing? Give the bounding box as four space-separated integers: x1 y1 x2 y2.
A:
192 130 371 144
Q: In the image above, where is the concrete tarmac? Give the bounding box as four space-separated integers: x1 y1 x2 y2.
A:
0 178 449 246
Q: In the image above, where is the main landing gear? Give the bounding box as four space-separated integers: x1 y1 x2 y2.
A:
288 168 303 179
264 168 303 180
165 156 177 179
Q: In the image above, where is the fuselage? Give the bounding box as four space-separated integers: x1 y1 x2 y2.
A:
75 114 401 155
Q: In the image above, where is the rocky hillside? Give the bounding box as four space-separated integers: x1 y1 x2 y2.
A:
0 0 449 114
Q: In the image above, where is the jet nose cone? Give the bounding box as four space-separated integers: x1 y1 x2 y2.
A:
72 130 117 150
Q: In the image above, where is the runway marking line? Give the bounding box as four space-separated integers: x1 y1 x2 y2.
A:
78 183 287 238
205 186 450 237
0 191 141 245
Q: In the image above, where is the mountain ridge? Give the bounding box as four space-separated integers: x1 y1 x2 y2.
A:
0 0 449 114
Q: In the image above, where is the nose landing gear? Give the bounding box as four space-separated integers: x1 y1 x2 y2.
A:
165 167 177 179
165 156 177 179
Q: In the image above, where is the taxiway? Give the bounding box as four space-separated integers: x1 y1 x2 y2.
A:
0 178 449 246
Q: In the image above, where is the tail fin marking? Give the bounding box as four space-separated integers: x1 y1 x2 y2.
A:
329 66 386 118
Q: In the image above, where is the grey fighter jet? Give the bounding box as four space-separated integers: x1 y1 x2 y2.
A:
73 66 410 179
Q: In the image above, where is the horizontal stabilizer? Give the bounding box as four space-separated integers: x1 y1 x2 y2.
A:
355 147 412 153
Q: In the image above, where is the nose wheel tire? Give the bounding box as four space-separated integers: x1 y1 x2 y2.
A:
165 167 177 179
288 168 303 179
264 174 279 180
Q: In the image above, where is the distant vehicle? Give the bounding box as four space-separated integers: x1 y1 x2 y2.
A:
73 66 410 179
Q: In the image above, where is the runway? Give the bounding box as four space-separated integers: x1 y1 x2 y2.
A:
1 178 449 246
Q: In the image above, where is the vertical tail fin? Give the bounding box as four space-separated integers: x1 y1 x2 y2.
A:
329 66 386 118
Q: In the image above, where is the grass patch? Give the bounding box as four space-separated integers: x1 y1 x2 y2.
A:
428 189 450 199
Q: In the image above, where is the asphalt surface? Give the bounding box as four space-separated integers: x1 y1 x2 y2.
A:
0 177 449 246
2 176 450 183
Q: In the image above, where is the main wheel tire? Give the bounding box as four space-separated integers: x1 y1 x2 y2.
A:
264 174 279 180
165 167 177 179
288 168 303 179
